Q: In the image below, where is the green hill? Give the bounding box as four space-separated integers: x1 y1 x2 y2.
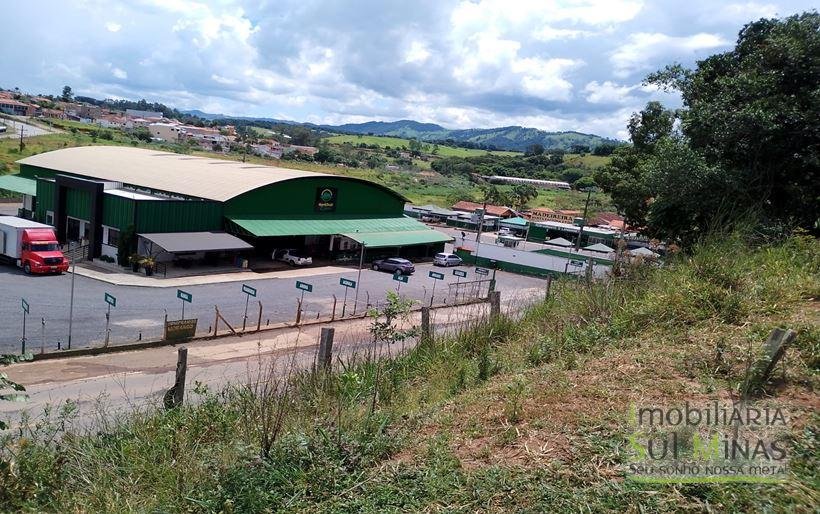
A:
322 120 620 152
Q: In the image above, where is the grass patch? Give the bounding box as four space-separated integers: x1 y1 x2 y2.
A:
1 234 817 512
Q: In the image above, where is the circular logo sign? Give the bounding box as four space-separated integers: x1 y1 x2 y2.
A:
320 188 334 202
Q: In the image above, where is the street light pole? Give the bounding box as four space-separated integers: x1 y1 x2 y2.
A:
575 188 594 251
67 248 76 350
352 244 365 314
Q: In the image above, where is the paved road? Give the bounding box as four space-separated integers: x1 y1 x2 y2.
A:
0 116 59 138
0 261 545 353
0 296 536 428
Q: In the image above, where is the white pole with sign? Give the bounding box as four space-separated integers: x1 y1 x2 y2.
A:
104 293 116 347
339 278 356 317
177 289 193 319
241 284 257 330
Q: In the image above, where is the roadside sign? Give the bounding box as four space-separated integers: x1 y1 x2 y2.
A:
475 267 490 276
393 273 409 283
429 271 445 280
569 259 584 267
104 293 117 307
340 278 357 288
177 289 193 303
453 269 467 278
296 281 313 292
21 298 29 314
241 284 257 297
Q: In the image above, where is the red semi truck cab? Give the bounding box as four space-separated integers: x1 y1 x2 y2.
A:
0 216 70 274
20 228 70 274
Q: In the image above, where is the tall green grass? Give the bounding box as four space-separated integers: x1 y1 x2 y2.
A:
0 234 817 512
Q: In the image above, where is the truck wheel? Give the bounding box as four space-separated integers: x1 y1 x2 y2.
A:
23 262 31 275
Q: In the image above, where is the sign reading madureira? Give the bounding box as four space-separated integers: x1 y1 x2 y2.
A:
164 318 198 341
314 187 337 212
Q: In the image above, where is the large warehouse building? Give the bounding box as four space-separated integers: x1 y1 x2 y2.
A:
0 146 450 264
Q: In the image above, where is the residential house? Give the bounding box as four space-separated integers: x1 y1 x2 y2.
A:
126 109 164 119
0 99 36 116
148 122 185 142
282 144 318 156
451 200 518 219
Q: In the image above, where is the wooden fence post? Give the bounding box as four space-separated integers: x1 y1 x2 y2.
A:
317 327 334 370
545 275 553 300
163 347 188 410
420 306 431 344
489 290 501 319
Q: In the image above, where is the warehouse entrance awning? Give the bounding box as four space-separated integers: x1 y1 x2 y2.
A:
227 215 452 248
0 175 37 196
139 231 253 253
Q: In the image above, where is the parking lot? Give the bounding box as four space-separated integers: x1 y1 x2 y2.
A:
0 260 547 353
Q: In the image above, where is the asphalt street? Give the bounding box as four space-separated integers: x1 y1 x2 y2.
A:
0 116 59 138
0 261 545 353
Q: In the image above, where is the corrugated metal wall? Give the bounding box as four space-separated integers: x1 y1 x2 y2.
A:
102 194 135 229
65 188 92 220
136 200 223 233
35 179 55 222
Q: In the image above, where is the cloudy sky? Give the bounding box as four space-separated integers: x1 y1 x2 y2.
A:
3 0 815 139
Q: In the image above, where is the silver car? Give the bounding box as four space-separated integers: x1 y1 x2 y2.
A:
433 252 462 267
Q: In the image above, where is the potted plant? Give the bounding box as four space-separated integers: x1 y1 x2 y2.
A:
129 254 141 272
141 256 156 276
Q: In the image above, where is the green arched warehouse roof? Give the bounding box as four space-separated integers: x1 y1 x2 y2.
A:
17 146 408 203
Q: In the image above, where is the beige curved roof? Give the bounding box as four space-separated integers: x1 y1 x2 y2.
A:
17 146 333 202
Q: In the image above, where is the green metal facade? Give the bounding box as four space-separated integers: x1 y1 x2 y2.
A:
136 201 223 233
224 177 405 217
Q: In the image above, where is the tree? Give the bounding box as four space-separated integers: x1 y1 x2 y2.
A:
525 143 544 156
627 101 675 153
61 85 73 102
479 184 510 207
594 101 677 228
646 12 819 232
574 175 597 190
510 184 539 210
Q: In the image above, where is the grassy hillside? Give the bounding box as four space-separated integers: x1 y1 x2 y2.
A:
1 234 817 512
324 134 520 157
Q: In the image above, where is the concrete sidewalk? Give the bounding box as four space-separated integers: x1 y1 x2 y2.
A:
71 262 357 287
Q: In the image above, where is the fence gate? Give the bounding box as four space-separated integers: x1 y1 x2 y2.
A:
448 279 492 303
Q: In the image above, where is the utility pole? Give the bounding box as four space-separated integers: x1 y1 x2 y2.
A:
352 244 365 314
575 188 594 251
67 247 76 349
19 125 25 152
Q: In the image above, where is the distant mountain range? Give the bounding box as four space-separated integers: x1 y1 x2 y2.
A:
320 120 620 152
183 111 621 152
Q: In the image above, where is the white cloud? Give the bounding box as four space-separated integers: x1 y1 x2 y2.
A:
404 41 431 64
111 67 128 79
611 32 729 77
704 2 778 23
105 22 122 32
532 26 598 41
584 80 636 104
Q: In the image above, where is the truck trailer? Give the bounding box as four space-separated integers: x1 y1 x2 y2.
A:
0 216 69 274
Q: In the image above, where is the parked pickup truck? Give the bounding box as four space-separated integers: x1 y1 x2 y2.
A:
0 216 69 274
272 248 312 266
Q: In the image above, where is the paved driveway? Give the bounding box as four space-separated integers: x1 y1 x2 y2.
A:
0 261 545 353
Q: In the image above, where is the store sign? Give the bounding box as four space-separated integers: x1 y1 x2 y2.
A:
164 318 198 341
315 187 338 212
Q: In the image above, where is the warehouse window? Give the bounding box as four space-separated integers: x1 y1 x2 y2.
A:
106 228 120 247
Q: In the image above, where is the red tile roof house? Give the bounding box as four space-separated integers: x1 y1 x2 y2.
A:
0 98 36 116
451 200 518 218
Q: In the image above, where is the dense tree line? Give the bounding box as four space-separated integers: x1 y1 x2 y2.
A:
595 12 819 244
